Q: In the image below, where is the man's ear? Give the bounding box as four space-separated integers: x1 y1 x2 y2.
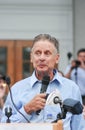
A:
30 53 33 63
56 54 60 64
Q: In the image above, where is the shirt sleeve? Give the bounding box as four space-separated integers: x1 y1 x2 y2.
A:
71 114 85 130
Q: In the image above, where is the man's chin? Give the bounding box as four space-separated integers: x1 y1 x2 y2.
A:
36 69 49 75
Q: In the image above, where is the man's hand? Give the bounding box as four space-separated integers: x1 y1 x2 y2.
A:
80 61 85 69
24 93 46 114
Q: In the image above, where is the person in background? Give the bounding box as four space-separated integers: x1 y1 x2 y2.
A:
83 106 85 119
0 74 9 121
1 34 84 129
64 48 85 105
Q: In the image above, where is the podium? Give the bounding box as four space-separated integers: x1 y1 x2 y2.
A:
0 120 63 130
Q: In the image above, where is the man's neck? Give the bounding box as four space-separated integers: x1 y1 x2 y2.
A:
35 70 54 81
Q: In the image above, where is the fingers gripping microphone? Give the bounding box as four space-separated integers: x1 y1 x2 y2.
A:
36 75 50 115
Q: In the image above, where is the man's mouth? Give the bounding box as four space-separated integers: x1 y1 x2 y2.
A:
38 64 46 68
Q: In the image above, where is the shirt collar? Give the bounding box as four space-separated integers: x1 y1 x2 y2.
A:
30 71 41 88
30 70 63 88
50 69 63 85
53 71 64 86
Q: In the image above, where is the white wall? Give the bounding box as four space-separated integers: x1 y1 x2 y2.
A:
0 0 73 72
73 0 85 57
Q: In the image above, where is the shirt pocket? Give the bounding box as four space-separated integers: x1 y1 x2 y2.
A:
43 104 61 122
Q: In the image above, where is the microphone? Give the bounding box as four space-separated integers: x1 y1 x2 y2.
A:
59 98 83 120
62 98 83 115
46 89 62 106
52 98 83 123
5 106 12 123
36 75 50 115
40 75 50 93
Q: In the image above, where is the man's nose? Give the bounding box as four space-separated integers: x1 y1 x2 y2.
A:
40 53 45 59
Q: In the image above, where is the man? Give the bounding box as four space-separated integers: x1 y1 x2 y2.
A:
64 49 85 105
83 106 85 119
1 34 84 129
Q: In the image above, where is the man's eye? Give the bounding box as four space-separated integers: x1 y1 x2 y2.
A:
35 51 41 55
45 51 51 56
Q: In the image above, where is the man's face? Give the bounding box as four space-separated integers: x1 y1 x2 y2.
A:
31 40 59 74
78 52 85 63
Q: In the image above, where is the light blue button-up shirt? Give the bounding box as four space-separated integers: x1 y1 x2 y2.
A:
1 71 85 130
71 67 85 96
64 65 85 96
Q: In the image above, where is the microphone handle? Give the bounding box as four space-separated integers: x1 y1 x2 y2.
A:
36 74 50 115
40 84 48 93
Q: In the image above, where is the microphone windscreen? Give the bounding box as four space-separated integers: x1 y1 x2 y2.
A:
46 89 62 105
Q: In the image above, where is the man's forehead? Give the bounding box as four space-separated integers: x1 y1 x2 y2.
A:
78 53 85 56
32 40 56 50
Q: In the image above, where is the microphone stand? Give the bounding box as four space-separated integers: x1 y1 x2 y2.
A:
52 98 83 123
5 107 12 123
52 106 67 123
52 97 65 123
